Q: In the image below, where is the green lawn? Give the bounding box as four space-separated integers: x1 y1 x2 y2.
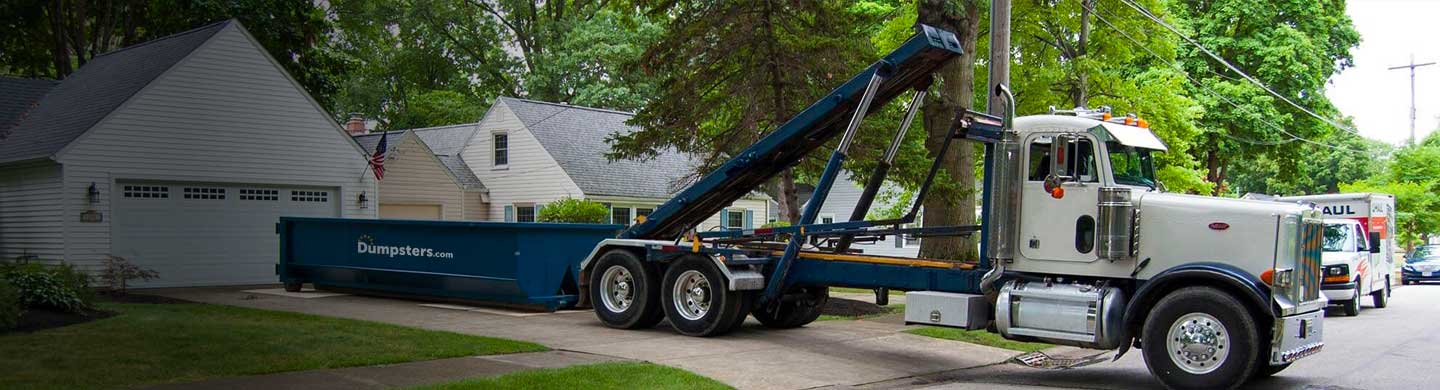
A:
0 303 546 390
412 362 731 390
829 287 905 296
904 326 1053 353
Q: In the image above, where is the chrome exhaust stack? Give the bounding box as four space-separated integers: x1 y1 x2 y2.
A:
982 84 1019 295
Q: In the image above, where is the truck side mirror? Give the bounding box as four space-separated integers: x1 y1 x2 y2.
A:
1049 134 1075 181
1369 231 1382 254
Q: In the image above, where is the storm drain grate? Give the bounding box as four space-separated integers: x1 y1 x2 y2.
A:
1009 351 1112 370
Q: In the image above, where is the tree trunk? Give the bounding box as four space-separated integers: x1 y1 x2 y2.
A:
917 0 981 262
776 168 800 224
1073 0 1092 108
1205 142 1224 196
48 0 72 78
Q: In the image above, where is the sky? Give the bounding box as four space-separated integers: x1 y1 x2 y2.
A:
1326 0 1440 146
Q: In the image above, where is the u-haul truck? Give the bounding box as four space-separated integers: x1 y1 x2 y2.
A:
1276 193 1395 315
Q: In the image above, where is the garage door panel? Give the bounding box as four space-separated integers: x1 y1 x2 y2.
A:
114 182 340 287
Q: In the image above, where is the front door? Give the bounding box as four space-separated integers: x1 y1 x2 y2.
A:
1018 134 1102 263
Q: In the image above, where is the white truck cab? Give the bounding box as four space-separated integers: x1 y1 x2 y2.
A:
1275 193 1396 316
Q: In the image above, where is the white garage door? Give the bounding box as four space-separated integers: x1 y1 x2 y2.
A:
113 182 339 287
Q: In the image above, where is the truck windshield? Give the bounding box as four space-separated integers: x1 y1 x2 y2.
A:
1322 224 1350 252
1107 142 1157 188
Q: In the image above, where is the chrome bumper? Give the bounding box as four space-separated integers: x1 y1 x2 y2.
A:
1270 309 1324 365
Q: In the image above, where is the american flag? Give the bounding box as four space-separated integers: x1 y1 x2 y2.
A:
369 131 387 180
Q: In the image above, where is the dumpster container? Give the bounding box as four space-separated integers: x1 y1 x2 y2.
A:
278 217 622 311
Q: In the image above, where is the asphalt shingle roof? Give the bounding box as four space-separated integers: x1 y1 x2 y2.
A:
0 77 58 135
353 124 486 191
0 21 228 164
499 97 699 199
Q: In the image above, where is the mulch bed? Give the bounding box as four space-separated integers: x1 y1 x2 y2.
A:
3 293 192 334
821 297 889 317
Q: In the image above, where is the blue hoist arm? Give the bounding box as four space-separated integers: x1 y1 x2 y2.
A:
621 25 965 240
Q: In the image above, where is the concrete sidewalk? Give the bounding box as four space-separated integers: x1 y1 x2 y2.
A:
144 351 619 390
148 286 1021 390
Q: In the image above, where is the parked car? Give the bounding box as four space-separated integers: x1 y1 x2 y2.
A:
1403 246 1440 285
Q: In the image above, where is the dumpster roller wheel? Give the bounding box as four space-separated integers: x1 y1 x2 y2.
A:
753 286 828 329
589 249 664 329
661 255 748 337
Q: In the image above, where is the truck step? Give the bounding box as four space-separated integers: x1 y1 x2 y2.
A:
1009 351 1111 370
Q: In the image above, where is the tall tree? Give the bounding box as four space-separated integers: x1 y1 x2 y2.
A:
913 0 983 261
1170 0 1360 195
610 1 874 224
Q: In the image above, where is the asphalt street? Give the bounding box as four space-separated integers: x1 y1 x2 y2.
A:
877 283 1440 390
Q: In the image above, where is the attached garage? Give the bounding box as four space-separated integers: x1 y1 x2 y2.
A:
0 20 377 287
112 183 340 286
378 204 443 220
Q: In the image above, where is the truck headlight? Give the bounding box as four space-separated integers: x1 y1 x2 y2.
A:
1323 265 1350 283
1403 265 1415 272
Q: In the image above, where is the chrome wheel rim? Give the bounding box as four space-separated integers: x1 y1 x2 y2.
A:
1166 312 1230 375
671 270 711 321
599 265 634 313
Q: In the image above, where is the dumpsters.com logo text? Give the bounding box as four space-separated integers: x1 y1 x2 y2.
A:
356 234 455 259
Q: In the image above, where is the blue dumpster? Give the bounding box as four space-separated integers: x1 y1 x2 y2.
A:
277 217 622 311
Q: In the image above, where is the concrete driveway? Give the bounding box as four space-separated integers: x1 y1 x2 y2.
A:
148 286 1018 390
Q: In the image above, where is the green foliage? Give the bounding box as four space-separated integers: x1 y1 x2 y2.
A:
760 221 792 229
1339 132 1440 249
100 255 159 295
1 263 93 313
0 279 21 330
866 187 914 221
536 198 610 224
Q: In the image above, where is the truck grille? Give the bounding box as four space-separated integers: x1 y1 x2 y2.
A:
1297 219 1324 302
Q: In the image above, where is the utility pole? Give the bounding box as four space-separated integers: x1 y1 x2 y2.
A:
1388 54 1435 145
987 0 1011 116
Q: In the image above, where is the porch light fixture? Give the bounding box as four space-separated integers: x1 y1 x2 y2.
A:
358 191 370 209
87 182 100 204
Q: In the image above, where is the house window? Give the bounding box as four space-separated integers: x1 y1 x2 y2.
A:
820 214 835 224
516 205 536 222
726 210 745 230
291 190 329 202
123 185 169 199
493 133 508 166
239 189 278 201
636 207 654 220
182 187 226 200
612 207 632 225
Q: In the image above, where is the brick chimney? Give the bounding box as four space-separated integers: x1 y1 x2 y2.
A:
344 113 367 135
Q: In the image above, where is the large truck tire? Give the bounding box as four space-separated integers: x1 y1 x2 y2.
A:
1341 283 1361 316
1372 277 1390 308
753 286 828 329
590 249 664 329
1141 286 1260 390
283 281 303 292
660 255 747 337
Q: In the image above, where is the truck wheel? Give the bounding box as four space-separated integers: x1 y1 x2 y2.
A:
1372 277 1390 308
660 255 746 337
753 286 828 329
1141 286 1259 390
1341 283 1361 316
283 281 303 292
590 249 664 329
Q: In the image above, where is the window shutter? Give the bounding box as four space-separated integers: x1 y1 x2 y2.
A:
719 209 729 228
504 205 515 222
743 209 754 229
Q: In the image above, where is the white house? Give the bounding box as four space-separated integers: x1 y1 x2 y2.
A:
460 97 771 230
803 174 921 257
352 124 488 220
0 20 377 287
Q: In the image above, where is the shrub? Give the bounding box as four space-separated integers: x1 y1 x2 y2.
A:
537 197 610 223
0 280 21 329
1 263 93 313
100 255 159 295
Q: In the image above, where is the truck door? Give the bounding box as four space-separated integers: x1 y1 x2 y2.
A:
1018 133 1101 262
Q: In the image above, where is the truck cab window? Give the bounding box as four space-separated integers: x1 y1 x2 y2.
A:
1028 141 1051 181
1354 224 1368 252
1108 142 1157 188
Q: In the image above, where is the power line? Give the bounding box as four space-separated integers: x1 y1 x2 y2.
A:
1087 4 1369 153
1114 0 1361 136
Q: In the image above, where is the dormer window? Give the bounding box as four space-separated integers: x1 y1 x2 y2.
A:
493 133 509 166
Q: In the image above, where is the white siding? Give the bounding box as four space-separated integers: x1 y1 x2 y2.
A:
0 162 65 262
376 134 466 220
463 192 488 220
698 198 771 231
463 101 584 220
54 23 376 273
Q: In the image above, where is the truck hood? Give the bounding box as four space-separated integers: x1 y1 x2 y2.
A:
1132 191 1311 280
